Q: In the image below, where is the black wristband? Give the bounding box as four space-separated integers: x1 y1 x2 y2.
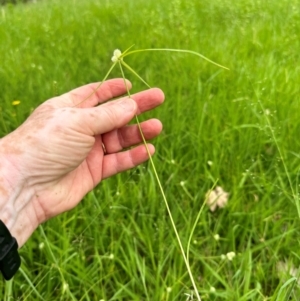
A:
0 220 21 280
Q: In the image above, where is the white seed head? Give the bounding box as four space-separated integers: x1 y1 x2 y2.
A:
62 282 69 292
213 234 220 241
226 251 236 261
210 286 216 293
111 49 122 62
114 49 122 57
111 55 118 63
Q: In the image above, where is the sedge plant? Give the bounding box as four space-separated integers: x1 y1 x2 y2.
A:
74 46 228 301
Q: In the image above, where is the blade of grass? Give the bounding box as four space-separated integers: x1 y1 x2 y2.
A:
19 268 46 301
252 84 299 218
39 226 77 301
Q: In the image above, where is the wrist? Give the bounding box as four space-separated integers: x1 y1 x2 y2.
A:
0 137 38 248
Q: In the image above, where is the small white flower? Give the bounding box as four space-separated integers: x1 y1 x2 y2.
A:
62 282 69 293
207 160 213 166
180 181 185 187
39 242 45 250
111 49 122 62
166 287 172 293
221 254 226 260
213 234 220 241
210 286 216 293
226 252 236 261
109 253 114 260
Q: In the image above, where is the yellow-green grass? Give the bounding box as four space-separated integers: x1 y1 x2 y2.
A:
1 0 300 299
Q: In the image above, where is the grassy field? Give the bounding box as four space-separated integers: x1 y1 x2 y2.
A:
1 0 300 300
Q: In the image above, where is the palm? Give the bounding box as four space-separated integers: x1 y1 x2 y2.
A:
15 79 164 223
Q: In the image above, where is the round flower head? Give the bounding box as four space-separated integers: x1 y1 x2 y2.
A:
213 234 220 241
226 252 236 261
111 49 122 62
210 287 216 293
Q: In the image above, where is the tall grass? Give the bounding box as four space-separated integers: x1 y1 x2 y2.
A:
1 0 300 299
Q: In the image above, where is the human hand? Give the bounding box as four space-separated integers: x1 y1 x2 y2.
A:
0 79 164 247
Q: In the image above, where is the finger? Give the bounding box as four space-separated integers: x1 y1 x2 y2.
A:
102 144 155 179
80 98 138 136
130 88 164 114
48 79 132 108
102 119 162 153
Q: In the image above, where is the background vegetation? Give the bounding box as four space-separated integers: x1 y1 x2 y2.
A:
0 0 32 5
1 0 300 300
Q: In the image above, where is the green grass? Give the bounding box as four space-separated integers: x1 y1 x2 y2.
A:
1 0 300 299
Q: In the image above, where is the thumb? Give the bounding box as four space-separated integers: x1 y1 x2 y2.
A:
79 97 137 136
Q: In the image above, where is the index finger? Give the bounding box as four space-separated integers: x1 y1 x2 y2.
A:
130 88 165 114
48 79 132 108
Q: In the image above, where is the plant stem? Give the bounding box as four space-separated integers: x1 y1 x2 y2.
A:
119 60 202 301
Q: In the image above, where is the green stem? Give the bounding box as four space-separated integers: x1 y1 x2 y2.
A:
186 181 218 264
73 62 117 108
122 48 229 70
121 61 151 88
118 60 202 301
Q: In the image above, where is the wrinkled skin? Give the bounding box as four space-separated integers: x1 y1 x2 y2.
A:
0 79 164 247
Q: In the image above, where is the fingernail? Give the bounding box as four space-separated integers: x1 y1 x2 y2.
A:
119 98 136 112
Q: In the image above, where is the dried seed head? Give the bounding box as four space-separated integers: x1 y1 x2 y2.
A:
205 186 229 212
